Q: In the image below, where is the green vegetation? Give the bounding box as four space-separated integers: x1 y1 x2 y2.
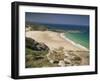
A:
25 48 54 68
25 37 54 68
30 24 48 31
26 22 48 31
25 22 65 32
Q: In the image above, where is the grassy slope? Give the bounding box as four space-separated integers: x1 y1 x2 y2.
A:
25 48 54 68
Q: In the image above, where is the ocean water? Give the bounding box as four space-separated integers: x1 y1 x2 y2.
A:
46 24 89 49
64 31 89 48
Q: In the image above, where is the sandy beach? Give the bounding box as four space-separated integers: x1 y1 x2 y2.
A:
25 13 90 67
26 31 88 51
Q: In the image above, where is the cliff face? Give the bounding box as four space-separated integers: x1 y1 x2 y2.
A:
26 37 49 51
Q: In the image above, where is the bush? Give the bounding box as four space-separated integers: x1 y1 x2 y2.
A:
26 23 48 31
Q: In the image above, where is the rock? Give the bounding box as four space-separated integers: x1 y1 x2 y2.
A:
73 56 81 61
64 52 70 58
48 48 65 61
49 60 54 63
58 60 65 67
26 37 49 51
64 58 71 64
36 43 49 51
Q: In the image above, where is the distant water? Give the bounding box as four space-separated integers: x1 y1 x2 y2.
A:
45 24 89 31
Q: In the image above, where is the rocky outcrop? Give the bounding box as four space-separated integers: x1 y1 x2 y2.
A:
47 47 83 67
26 37 49 51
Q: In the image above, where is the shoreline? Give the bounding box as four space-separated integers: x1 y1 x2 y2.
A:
60 33 88 51
26 30 88 51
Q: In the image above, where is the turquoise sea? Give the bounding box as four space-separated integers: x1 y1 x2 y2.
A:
46 24 89 49
64 31 89 49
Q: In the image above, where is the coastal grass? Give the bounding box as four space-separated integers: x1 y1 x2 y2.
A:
25 48 54 68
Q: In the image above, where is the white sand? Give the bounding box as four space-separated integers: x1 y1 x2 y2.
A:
26 31 88 51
